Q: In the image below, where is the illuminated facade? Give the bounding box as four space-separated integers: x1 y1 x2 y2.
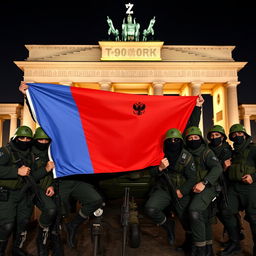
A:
0 42 247 144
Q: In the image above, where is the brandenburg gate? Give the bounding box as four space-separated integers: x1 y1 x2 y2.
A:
13 42 246 136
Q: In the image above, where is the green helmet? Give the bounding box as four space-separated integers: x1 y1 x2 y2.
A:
165 128 183 141
207 125 227 141
229 123 250 140
13 126 33 139
34 127 50 140
184 126 202 138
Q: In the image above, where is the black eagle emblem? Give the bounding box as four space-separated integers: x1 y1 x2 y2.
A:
133 102 146 115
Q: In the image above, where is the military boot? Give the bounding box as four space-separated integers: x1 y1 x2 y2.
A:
191 245 206 256
12 231 32 256
66 213 88 248
218 242 241 256
0 240 8 256
36 226 49 256
50 230 64 256
161 218 175 246
218 227 241 256
176 232 192 252
206 244 214 256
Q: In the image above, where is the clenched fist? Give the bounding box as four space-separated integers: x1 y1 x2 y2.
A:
18 165 30 176
19 82 29 95
159 158 169 171
45 161 55 172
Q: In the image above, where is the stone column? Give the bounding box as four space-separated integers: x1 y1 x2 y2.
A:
190 81 204 134
152 81 165 95
9 114 18 139
243 114 251 136
226 81 240 128
0 118 3 146
190 81 203 96
99 81 112 91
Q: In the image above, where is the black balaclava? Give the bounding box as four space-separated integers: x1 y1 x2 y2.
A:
232 135 245 145
34 140 50 151
210 137 223 147
13 138 32 151
164 138 183 166
186 138 202 150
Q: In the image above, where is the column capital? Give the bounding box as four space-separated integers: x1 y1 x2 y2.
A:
99 81 112 91
190 81 204 96
9 113 18 119
226 81 240 87
152 81 165 95
243 114 251 119
190 81 204 87
59 81 73 86
152 81 165 87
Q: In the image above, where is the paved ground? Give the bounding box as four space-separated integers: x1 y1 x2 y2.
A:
6 198 254 256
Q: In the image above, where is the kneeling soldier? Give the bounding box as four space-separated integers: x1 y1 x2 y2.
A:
145 128 197 247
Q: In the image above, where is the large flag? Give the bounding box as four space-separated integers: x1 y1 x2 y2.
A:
27 83 197 178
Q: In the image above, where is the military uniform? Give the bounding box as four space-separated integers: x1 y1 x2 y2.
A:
220 124 256 256
58 176 103 248
185 106 202 130
0 126 48 256
185 126 222 256
31 127 63 256
207 125 232 208
144 128 197 246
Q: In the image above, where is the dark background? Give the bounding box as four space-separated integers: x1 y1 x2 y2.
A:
0 1 255 137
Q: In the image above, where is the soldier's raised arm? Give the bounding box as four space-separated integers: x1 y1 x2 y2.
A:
185 95 204 130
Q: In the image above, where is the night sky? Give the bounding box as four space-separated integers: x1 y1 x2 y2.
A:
0 1 255 106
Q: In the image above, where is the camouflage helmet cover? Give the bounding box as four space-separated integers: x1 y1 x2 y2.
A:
13 126 33 139
207 125 227 140
33 127 50 140
165 128 183 141
229 123 250 140
184 126 202 138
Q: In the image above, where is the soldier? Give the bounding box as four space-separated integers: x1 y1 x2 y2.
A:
207 124 232 210
19 82 104 249
207 125 244 246
32 127 63 256
57 175 103 248
144 128 197 247
0 126 53 256
218 124 256 256
185 126 222 256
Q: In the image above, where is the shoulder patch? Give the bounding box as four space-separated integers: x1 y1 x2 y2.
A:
212 156 218 161
178 152 188 165
181 152 187 160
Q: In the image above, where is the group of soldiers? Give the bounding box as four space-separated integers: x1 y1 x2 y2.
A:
0 84 256 256
144 99 256 256
0 125 103 256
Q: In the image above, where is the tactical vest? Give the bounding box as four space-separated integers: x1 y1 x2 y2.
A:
33 149 53 190
193 147 211 182
167 149 192 188
228 144 256 181
0 145 34 189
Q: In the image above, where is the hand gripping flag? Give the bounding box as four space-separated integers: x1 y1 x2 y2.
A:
27 83 197 178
